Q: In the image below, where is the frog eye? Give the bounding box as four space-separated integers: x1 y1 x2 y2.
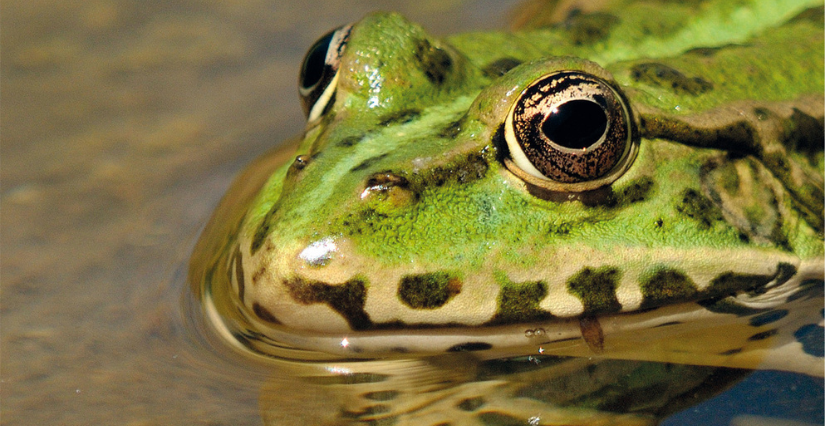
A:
298 25 352 122
504 71 635 192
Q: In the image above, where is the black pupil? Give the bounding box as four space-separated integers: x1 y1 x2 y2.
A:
541 99 608 150
300 31 334 89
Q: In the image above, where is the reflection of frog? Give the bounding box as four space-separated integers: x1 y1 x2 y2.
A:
190 1 823 423
257 355 749 426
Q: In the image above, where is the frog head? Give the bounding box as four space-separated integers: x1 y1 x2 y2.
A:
195 10 823 361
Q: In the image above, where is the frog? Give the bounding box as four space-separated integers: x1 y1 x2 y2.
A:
189 0 824 423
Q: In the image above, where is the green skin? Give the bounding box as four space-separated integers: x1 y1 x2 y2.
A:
192 0 824 355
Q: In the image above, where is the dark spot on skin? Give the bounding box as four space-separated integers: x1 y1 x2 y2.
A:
640 268 698 309
700 267 784 313
771 263 797 290
526 182 615 205
753 107 771 121
351 153 390 172
781 108 824 158
406 152 490 193
252 302 281 324
447 342 493 352
340 207 385 237
685 46 722 57
415 39 452 85
567 267 622 314
398 272 462 309
706 263 794 298
457 397 485 411
233 247 246 302
252 202 293 256
630 63 713 95
675 188 724 229
438 118 464 139
719 348 743 355
654 321 682 328
487 278 552 325
794 324 825 357
685 44 748 57
283 277 373 330
749 310 789 327
748 329 778 341
252 267 266 285
558 10 619 45
336 134 366 148
378 109 421 126
788 5 824 25
607 177 654 207
482 57 522 78
251 223 271 255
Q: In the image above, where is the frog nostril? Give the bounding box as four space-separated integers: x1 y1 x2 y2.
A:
292 155 311 171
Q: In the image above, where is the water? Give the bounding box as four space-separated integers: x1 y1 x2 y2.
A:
2 1 822 425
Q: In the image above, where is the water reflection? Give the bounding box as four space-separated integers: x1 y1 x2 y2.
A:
257 355 747 425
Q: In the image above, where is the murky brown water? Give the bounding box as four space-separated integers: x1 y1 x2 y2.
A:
2 1 822 425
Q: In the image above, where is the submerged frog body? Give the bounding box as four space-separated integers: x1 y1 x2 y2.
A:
191 0 824 385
